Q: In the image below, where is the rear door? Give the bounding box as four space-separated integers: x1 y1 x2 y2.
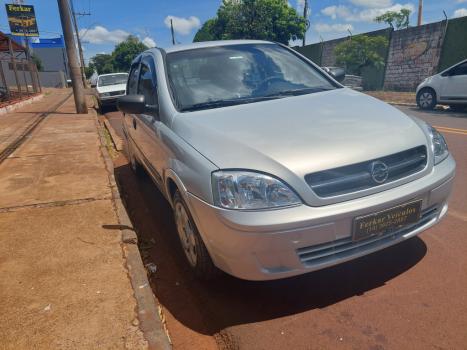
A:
439 61 467 102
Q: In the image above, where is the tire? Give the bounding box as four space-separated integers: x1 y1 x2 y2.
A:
417 88 437 110
172 190 220 280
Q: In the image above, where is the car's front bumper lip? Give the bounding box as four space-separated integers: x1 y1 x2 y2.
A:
98 94 125 104
185 155 455 281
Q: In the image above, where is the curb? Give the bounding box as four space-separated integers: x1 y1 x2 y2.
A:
0 93 44 115
386 101 449 111
93 107 172 350
103 119 123 151
386 101 417 107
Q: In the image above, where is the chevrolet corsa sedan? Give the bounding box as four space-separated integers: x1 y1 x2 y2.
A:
118 40 456 281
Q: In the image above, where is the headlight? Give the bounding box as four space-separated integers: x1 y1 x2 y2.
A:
428 126 449 164
212 171 301 210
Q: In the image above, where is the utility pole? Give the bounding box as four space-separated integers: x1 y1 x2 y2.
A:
70 0 89 87
57 0 88 114
302 0 310 47
170 19 175 45
417 0 423 26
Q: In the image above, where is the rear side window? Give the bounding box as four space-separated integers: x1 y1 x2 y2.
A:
127 63 140 94
137 57 158 114
452 62 467 76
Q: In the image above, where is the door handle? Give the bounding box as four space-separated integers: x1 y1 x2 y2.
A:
132 118 137 129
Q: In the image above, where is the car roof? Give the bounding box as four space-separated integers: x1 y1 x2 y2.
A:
97 72 128 77
157 39 275 54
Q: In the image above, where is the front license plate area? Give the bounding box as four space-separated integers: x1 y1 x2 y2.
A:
353 200 422 242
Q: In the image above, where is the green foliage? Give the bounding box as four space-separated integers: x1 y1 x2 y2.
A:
193 19 219 42
193 0 306 45
84 65 95 79
112 35 148 72
87 35 149 75
88 53 114 75
334 35 389 75
374 9 411 29
31 54 43 71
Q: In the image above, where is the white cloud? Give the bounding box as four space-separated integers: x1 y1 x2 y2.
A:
321 5 352 20
456 0 467 3
142 37 156 48
321 3 415 22
313 23 354 33
350 0 393 8
164 16 201 35
453 8 467 17
79 26 129 44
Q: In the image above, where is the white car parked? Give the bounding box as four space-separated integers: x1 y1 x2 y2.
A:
95 73 128 111
416 59 467 111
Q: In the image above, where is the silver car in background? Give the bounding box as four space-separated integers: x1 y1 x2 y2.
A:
118 40 455 281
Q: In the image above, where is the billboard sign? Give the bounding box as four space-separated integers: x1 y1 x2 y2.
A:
5 4 39 37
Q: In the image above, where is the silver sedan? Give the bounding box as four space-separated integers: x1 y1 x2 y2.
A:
118 40 455 281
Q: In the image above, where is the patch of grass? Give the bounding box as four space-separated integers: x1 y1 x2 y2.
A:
101 124 119 159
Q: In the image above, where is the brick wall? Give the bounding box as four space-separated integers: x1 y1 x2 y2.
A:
383 21 446 91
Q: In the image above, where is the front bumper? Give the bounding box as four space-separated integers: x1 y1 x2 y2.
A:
186 155 456 281
98 94 124 105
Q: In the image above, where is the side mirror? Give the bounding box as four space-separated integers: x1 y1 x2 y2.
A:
117 95 146 114
322 67 346 82
329 67 346 82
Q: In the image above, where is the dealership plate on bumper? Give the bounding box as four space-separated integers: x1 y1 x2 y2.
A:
353 200 422 241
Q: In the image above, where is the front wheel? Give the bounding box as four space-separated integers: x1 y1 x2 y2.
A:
417 88 437 110
173 190 219 279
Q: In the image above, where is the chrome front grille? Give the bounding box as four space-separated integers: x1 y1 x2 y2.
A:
297 206 438 267
305 146 427 198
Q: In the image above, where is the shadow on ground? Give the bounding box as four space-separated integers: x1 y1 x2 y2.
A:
112 155 427 336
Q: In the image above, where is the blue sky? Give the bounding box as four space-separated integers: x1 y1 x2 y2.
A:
0 0 466 63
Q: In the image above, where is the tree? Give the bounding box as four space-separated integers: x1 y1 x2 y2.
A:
84 65 95 79
112 35 148 72
88 54 114 75
193 0 306 45
334 35 389 75
31 54 43 71
374 9 411 29
193 19 219 42
87 35 149 75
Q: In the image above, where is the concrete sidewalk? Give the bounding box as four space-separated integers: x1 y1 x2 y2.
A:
0 91 160 349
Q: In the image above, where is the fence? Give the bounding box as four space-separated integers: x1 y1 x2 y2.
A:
295 16 467 91
0 31 41 105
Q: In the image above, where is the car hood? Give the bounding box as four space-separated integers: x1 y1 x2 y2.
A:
96 83 126 93
173 88 428 179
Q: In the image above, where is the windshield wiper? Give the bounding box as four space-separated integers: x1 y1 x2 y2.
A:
265 87 333 98
180 95 282 112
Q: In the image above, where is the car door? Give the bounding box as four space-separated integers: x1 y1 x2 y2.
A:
439 61 467 102
134 55 164 186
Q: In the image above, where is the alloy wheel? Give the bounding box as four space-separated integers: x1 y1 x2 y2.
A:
174 202 198 267
419 92 433 108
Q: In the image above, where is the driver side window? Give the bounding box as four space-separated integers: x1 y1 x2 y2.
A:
137 58 158 116
127 63 140 95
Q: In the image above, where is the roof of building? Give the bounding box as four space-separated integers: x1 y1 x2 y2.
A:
0 31 26 52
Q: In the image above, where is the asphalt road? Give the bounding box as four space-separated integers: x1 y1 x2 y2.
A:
105 106 467 350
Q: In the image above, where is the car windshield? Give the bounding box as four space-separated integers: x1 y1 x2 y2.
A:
98 73 128 87
166 43 337 111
